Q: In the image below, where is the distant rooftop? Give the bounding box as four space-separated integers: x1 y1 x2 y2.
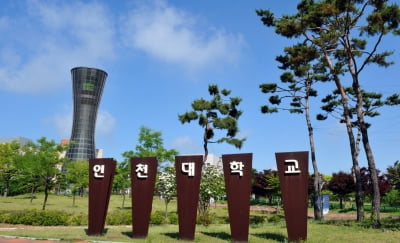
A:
0 136 33 146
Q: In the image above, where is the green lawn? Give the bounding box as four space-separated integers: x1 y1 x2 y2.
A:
0 194 399 242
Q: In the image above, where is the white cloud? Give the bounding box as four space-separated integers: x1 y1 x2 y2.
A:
96 110 117 137
0 1 115 94
121 1 244 72
43 106 73 138
171 136 201 154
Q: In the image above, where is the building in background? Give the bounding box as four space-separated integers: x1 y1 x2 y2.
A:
204 153 222 168
65 67 107 161
0 136 33 146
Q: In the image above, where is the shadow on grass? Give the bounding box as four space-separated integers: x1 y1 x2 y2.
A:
164 232 180 239
122 231 152 239
84 228 109 236
201 231 231 241
121 231 132 238
117 206 132 210
253 232 286 242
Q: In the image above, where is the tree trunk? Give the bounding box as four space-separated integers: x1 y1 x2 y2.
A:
322 53 364 221
344 30 380 225
164 199 169 220
42 179 49 210
357 110 381 227
346 38 381 226
203 126 209 163
30 186 36 204
121 192 126 209
304 92 322 220
72 191 76 207
3 180 9 197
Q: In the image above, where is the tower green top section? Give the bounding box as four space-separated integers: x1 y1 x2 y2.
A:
66 67 107 161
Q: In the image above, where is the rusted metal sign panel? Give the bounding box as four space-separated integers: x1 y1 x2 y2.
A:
222 153 252 243
131 157 158 238
275 151 309 242
175 155 203 241
88 158 116 235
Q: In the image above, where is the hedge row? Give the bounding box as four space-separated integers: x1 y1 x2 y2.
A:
0 209 280 226
0 209 185 226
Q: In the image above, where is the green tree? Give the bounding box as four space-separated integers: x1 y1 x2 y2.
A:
198 164 225 226
120 126 178 210
15 154 41 202
122 126 178 169
65 160 88 206
257 0 400 227
18 137 67 210
318 87 400 220
382 189 400 208
0 141 20 197
113 160 130 209
156 166 176 220
259 43 324 219
265 170 281 211
386 160 400 190
178 84 245 162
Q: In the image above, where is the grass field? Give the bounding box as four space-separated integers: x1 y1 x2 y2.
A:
0 194 399 242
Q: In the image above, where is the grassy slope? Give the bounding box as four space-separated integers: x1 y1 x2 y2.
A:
0 194 399 242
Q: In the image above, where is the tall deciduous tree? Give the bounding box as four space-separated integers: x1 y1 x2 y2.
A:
265 170 281 210
0 141 20 197
178 84 245 162
113 160 130 209
386 160 400 190
156 166 176 220
122 126 178 169
252 170 268 199
120 126 178 209
360 167 392 198
198 164 225 226
257 0 400 227
65 160 88 206
19 137 68 210
327 171 355 209
259 43 325 219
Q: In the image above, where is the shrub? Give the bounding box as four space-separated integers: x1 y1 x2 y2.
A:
196 211 216 226
70 212 88 226
249 215 266 225
0 209 70 226
167 212 178 224
267 214 282 223
250 198 267 205
106 210 131 225
150 211 165 225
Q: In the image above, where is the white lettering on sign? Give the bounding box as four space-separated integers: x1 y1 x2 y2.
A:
136 163 148 178
181 162 195 177
93 164 105 178
284 159 301 174
230 161 244 177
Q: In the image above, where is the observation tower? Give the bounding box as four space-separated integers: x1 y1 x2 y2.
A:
66 67 107 161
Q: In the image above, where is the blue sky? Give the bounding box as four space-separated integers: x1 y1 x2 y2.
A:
0 0 399 175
